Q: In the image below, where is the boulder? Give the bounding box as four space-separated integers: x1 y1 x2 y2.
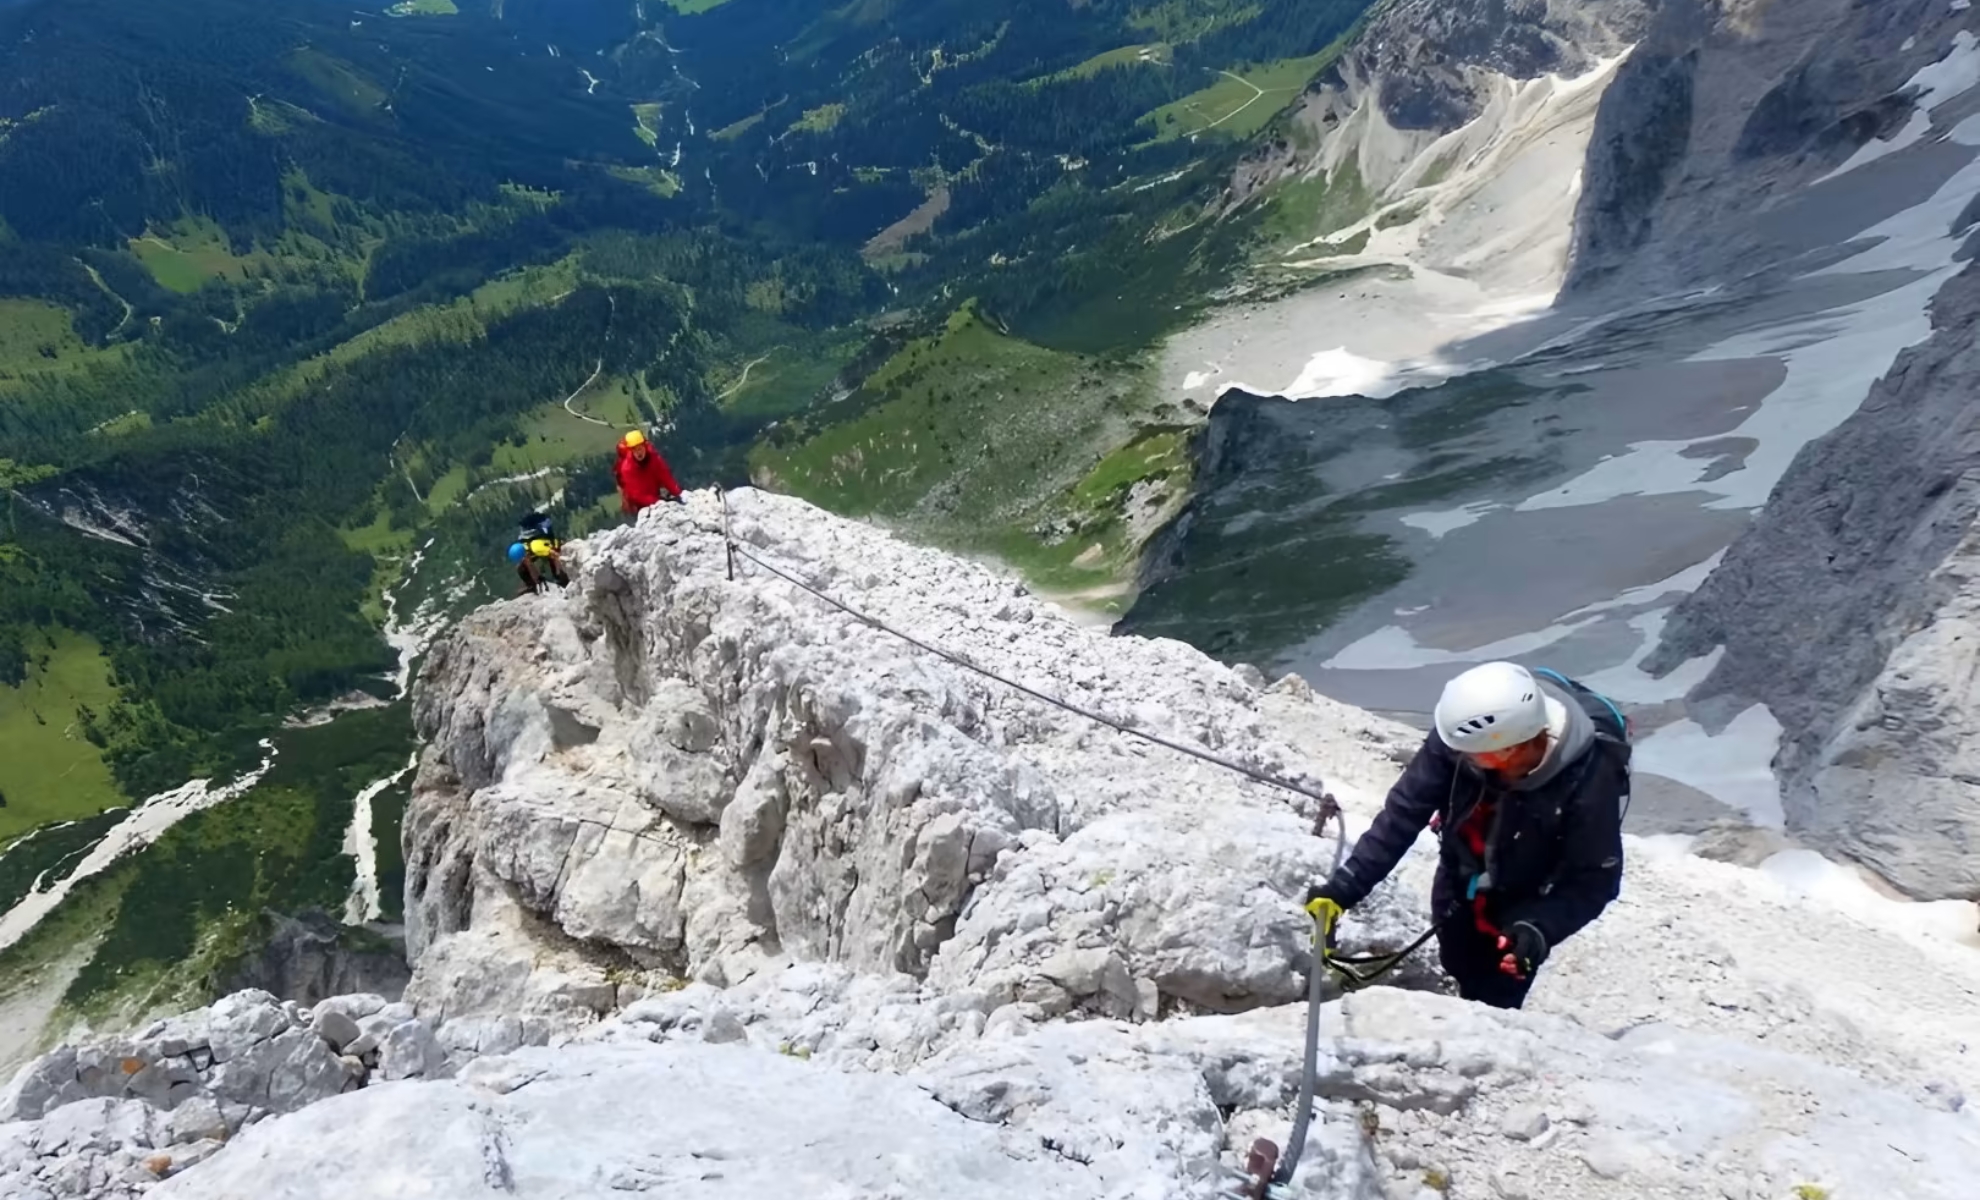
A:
150 1043 1101 1200
375 1020 449 1082
310 1011 362 1054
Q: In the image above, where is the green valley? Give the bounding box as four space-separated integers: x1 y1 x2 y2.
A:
0 0 1381 1021
0 629 123 844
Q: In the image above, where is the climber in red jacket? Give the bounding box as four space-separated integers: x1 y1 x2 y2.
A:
613 428 684 515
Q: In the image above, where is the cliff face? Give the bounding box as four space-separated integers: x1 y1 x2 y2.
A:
220 913 410 1010
1565 0 1960 296
1338 0 1656 132
1228 0 1654 211
1567 0 1980 899
1644 261 1980 899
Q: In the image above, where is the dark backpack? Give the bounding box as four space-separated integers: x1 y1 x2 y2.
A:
519 511 559 551
1531 667 1632 819
1531 667 1628 743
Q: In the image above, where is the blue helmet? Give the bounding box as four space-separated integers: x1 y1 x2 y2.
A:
507 542 526 564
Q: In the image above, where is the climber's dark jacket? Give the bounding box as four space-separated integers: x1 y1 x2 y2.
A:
1321 678 1628 949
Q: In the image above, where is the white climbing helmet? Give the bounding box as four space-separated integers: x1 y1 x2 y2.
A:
1434 661 1549 754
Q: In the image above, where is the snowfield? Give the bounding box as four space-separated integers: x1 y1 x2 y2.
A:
3 489 1974 1200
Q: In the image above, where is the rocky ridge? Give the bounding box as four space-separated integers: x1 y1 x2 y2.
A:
1228 0 1654 212
1645 256 1980 900
399 488 1430 1039
3 491 1977 1200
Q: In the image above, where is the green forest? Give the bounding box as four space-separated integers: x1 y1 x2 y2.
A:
0 0 1380 1002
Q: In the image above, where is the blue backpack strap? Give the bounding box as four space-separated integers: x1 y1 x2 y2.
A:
1532 667 1629 741
1534 667 1633 823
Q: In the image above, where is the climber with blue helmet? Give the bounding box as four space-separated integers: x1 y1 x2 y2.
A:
510 510 569 596
1304 661 1631 1009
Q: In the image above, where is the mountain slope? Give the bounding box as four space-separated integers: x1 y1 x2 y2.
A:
0 0 1385 815
1117 0 1656 660
2 489 1976 1200
1102 0 1980 913
1578 0 1980 901
0 0 1419 1055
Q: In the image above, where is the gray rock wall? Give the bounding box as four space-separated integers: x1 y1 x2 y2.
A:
1565 0 1957 296
1340 0 1656 132
219 912 409 1010
1566 0 1980 898
397 491 1429 1032
1226 0 1655 209
1645 262 1980 899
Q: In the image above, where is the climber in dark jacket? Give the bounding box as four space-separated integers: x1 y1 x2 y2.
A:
1305 661 1629 1009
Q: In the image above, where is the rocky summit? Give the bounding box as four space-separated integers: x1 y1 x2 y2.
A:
4 491 1978 1200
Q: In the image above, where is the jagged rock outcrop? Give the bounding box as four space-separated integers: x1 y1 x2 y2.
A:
220 911 410 1009
1643 261 1980 900
50 980 1980 1200
1229 0 1654 212
0 990 447 1198
1329 0 1655 133
400 490 1428 1037
0 992 354 1127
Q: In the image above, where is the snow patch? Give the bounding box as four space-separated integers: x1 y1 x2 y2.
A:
1817 31 1980 183
1632 705 1785 826
1513 270 1946 513
0 740 281 955
342 752 417 925
1573 609 1725 703
1283 346 1399 398
1322 615 1598 671
1399 499 1502 538
1525 106 1980 516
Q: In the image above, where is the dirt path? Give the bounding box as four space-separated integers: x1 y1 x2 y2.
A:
717 352 774 401
561 360 608 424
561 291 617 426
75 260 135 337
1203 70 1267 130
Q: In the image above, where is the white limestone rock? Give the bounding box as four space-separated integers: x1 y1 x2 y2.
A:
150 1043 1105 1200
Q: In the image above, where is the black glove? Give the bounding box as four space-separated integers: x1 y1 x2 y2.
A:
1496 921 1549 979
1303 881 1342 907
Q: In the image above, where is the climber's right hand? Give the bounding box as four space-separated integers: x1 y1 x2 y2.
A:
1303 884 1346 944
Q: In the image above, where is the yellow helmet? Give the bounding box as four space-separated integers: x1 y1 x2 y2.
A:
621 429 647 450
